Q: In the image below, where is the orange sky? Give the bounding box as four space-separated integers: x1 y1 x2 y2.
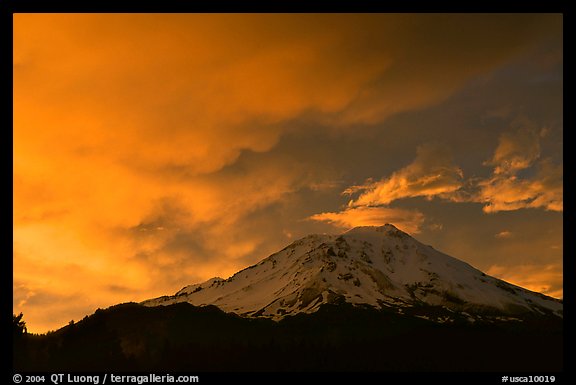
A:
13 14 563 333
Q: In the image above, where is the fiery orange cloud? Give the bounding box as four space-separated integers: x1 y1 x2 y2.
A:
477 122 563 213
495 231 513 239
472 119 559 215
478 164 563 213
13 14 562 333
487 119 543 175
309 206 425 234
348 143 464 207
486 264 563 299
13 154 312 332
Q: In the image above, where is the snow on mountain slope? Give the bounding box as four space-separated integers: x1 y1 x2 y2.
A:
142 224 563 322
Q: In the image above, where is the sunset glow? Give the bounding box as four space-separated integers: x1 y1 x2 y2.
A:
13 13 563 333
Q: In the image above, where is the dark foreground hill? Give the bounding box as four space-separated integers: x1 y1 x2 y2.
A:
13 302 562 372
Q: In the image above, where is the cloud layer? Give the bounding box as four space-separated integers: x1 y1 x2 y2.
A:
13 14 562 332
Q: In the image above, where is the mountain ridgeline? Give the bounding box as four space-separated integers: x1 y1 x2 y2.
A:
143 224 562 322
14 225 563 371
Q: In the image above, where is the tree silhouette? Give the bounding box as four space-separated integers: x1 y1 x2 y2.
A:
13 312 29 370
13 312 27 338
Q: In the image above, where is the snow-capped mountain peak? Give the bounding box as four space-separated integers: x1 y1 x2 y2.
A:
142 224 562 323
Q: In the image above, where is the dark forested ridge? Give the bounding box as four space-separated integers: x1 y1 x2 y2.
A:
13 302 562 372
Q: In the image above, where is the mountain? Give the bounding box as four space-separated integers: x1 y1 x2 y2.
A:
14 225 563 372
142 224 562 323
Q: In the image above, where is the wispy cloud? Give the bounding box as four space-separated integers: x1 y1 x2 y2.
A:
495 230 513 239
475 120 563 213
347 143 464 207
477 160 563 213
447 118 563 213
310 144 458 234
487 118 542 175
309 206 425 234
